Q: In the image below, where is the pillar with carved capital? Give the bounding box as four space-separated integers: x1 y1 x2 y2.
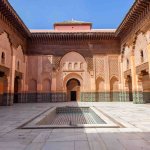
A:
123 78 129 101
8 52 16 105
37 56 43 102
136 74 144 103
51 71 57 102
17 78 24 103
2 75 10 105
130 51 144 103
147 44 150 76
119 56 125 101
105 56 110 101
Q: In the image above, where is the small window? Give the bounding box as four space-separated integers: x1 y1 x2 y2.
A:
1 52 5 64
140 50 144 63
68 63 72 70
127 59 129 69
17 61 20 70
80 63 83 69
74 63 78 70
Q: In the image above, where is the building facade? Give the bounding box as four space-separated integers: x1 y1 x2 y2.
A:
0 0 150 105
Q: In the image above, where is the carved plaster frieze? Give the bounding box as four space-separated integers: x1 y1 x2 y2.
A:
85 57 93 72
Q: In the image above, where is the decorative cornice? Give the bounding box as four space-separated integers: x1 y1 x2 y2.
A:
116 0 150 37
29 32 118 43
0 0 150 49
0 0 30 38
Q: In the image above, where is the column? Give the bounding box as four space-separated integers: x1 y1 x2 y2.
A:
147 44 150 76
24 56 29 103
124 77 129 102
2 75 9 106
8 49 16 106
119 56 125 101
51 71 56 102
137 74 144 103
18 78 23 103
37 56 42 102
130 51 144 103
105 56 110 101
91 57 95 102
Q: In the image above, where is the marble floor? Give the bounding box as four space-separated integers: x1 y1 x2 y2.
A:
0 102 150 150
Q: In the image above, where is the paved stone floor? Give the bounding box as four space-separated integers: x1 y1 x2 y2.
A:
0 102 150 150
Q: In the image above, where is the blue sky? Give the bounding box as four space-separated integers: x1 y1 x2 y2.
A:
8 0 134 29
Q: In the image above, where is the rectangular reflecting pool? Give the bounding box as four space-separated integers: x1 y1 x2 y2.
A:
21 106 121 128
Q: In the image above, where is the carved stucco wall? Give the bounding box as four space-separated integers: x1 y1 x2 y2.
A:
27 55 53 92
0 32 26 74
27 56 38 87
42 56 52 92
123 46 131 71
146 30 150 44
95 56 105 80
109 56 119 80
15 45 26 74
57 52 91 92
134 32 148 66
0 32 11 68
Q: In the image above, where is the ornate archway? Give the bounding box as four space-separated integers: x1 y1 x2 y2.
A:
110 76 119 102
96 77 105 102
66 78 81 101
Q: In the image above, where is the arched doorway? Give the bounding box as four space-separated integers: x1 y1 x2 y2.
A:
0 71 5 105
142 71 150 103
66 78 80 101
127 76 133 101
96 77 105 102
110 76 119 101
14 76 20 103
28 79 37 102
42 79 51 92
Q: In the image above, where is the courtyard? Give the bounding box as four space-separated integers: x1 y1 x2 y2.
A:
0 102 150 150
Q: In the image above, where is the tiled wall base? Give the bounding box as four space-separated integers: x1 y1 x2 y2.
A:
0 93 14 106
120 92 134 102
24 93 67 103
143 92 150 103
0 92 149 105
80 92 121 102
133 91 145 104
133 91 150 104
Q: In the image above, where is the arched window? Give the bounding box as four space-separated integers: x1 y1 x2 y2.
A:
1 52 5 64
127 59 129 69
74 63 78 70
80 63 83 69
68 63 72 70
140 50 144 63
110 76 119 101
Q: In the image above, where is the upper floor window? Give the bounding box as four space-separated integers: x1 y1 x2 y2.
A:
17 61 20 70
80 63 83 69
68 63 72 70
127 59 129 70
1 52 5 64
74 63 78 70
140 50 144 63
